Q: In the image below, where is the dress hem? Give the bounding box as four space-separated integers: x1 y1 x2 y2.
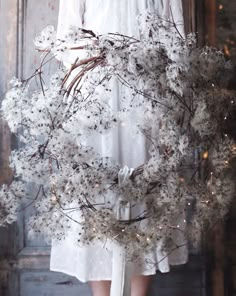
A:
50 267 158 283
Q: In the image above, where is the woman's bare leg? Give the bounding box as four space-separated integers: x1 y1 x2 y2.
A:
89 275 152 296
89 281 111 296
131 275 153 296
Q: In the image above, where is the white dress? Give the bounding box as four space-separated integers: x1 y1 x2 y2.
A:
50 0 188 282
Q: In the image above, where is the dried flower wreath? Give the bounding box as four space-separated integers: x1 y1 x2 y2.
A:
1 14 235 259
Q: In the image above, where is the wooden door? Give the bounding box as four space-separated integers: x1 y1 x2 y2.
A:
0 1 206 295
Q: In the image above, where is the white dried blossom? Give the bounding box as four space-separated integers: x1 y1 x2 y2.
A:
0 13 235 257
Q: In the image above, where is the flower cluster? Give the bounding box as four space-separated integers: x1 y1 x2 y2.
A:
0 14 235 257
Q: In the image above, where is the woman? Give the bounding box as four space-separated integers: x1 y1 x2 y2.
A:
50 1 187 295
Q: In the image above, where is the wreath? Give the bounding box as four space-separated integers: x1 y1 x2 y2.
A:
1 14 235 259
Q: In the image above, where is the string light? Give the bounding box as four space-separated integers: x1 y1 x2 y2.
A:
219 4 223 10
51 195 57 204
231 145 236 153
224 45 230 57
202 151 208 159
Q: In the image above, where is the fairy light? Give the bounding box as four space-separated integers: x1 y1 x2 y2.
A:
202 151 209 159
146 237 150 242
183 219 186 223
188 202 191 206
231 145 236 153
179 177 185 183
51 195 57 204
177 224 180 228
219 4 223 10
225 160 229 165
231 100 234 104
210 172 213 186
224 116 227 120
224 45 231 56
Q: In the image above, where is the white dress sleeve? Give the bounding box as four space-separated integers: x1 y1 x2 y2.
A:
57 0 86 66
57 0 85 38
163 0 185 37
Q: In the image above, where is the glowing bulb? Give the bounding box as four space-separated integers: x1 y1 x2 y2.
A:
136 234 140 238
122 229 125 232
225 134 228 137
159 226 162 230
219 4 223 10
225 160 229 165
146 237 150 242
183 219 186 223
224 116 227 120
179 177 185 183
51 195 57 204
177 225 180 228
212 83 215 87
232 145 236 153
212 191 215 195
210 172 213 175
95 183 100 188
188 202 191 206
231 100 234 104
202 151 209 159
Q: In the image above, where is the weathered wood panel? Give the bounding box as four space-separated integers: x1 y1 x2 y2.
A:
0 0 19 262
0 1 208 296
20 272 91 296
